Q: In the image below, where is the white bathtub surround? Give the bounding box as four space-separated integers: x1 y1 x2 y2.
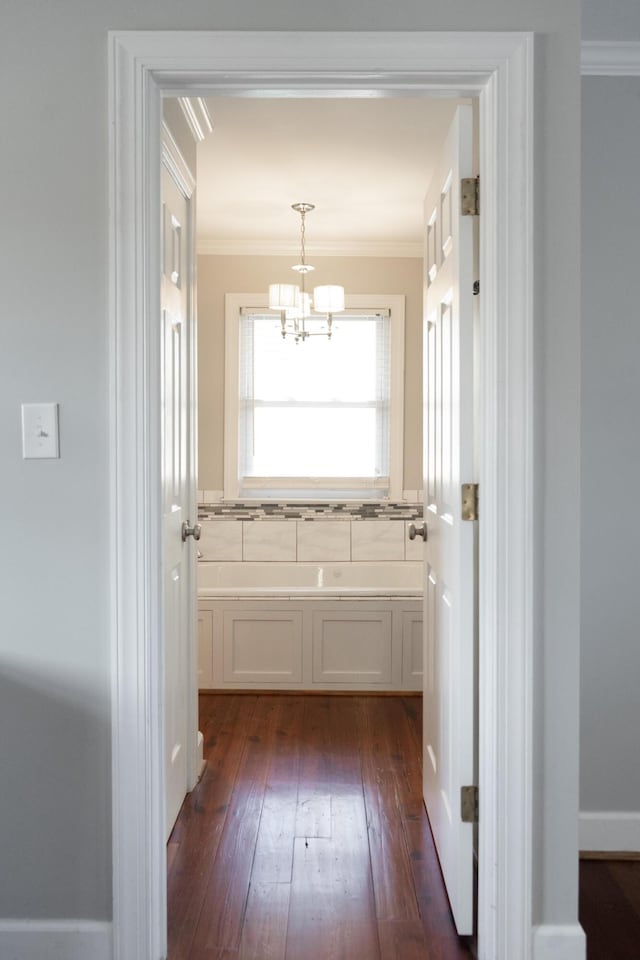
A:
351 519 405 561
198 561 422 691
242 520 297 561
296 519 351 562
198 519 243 561
198 561 422 596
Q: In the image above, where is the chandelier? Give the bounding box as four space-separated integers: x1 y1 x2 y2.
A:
268 202 345 343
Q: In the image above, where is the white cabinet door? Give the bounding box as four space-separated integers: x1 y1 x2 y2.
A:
422 104 476 934
162 159 196 838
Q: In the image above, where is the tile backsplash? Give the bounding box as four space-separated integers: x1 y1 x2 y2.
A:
198 499 423 521
196 501 424 563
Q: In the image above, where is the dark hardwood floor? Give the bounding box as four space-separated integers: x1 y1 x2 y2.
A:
167 693 473 960
580 858 640 960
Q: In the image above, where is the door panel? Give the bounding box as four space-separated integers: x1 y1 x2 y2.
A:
422 104 476 934
162 163 192 837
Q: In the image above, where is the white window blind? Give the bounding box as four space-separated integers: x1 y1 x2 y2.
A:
238 310 392 497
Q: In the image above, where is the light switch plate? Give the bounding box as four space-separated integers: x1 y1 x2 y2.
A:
22 403 60 459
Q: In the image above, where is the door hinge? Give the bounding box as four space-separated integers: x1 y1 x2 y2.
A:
461 176 479 216
461 785 479 823
461 483 478 521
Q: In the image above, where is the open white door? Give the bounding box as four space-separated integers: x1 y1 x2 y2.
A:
422 104 476 934
161 151 198 838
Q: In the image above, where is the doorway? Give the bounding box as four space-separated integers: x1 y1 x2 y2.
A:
109 30 535 960
177 90 478 941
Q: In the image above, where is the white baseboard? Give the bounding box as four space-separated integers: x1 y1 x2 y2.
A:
532 925 586 960
0 920 112 960
581 41 640 76
579 811 640 852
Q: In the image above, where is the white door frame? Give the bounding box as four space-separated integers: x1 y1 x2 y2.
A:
109 30 534 960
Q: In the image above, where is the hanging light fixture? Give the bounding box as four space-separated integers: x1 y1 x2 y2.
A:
268 202 345 343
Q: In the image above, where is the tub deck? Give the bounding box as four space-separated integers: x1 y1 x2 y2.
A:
198 560 423 598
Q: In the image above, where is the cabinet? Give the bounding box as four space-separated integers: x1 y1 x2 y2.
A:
198 597 422 692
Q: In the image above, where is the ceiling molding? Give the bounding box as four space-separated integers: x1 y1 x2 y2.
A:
161 122 196 197
581 41 640 76
178 97 214 141
197 240 423 258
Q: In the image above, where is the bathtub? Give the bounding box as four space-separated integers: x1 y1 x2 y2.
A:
197 560 422 597
197 561 424 692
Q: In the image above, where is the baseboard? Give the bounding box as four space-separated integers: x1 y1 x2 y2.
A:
532 925 586 960
579 811 640 853
581 41 640 76
0 920 111 960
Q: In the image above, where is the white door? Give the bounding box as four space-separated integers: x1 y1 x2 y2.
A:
422 104 476 934
161 156 197 837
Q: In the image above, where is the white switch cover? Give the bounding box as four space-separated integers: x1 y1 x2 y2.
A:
21 403 60 459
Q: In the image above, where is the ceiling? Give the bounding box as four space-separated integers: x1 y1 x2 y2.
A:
196 96 467 258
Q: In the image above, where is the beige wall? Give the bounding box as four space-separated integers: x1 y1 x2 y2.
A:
197 254 423 495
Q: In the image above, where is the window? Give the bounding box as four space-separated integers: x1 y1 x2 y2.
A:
224 294 405 499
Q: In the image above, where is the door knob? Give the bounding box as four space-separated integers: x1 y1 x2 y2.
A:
182 521 202 542
408 522 428 542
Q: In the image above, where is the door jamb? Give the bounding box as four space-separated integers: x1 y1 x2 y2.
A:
109 30 534 960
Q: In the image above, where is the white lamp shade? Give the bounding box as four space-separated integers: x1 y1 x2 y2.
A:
269 283 300 311
313 284 345 314
285 291 312 320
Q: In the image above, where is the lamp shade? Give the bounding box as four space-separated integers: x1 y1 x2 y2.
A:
269 283 299 311
285 291 312 320
313 284 345 314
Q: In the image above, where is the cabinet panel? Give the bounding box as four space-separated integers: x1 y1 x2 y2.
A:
402 610 423 689
312 610 393 684
222 609 303 684
197 609 213 689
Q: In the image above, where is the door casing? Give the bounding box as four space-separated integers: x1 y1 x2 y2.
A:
109 30 534 960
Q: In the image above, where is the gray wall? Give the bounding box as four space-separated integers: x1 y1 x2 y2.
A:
583 0 640 41
0 0 580 933
581 76 640 813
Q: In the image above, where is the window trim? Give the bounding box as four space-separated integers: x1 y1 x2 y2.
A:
224 293 405 501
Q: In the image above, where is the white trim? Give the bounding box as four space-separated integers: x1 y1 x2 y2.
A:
223 293 405 501
109 35 166 960
581 41 640 76
178 96 213 141
579 811 640 852
197 239 424 258
109 30 537 960
476 34 535 960
161 122 196 197
532 926 586 960
0 921 112 960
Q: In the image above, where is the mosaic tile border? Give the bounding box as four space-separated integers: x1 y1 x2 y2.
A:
198 501 423 521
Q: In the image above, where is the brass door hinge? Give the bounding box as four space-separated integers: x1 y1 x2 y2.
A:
461 785 479 823
461 483 478 521
461 176 480 216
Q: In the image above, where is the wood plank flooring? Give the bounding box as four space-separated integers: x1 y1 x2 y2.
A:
580 858 640 960
167 693 473 960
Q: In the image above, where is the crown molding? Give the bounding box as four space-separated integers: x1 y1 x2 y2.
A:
178 97 214 141
161 122 196 197
581 41 640 76
197 239 423 258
